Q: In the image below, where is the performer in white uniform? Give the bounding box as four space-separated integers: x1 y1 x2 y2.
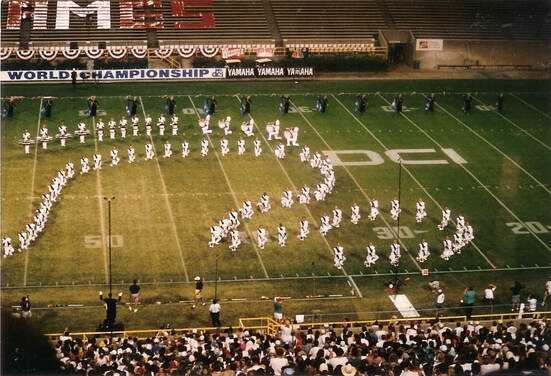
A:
332 206 342 228
145 141 154 160
241 119 254 137
219 116 232 135
201 138 209 157
456 213 466 232
131 114 140 136
253 138 262 157
415 198 427 223
350 202 360 224
3 235 15 257
208 223 223 248
240 199 253 219
96 118 105 142
108 117 117 139
229 228 241 252
285 126 299 147
110 147 120 166
163 140 172 158
58 121 69 147
66 161 75 179
257 193 271 213
437 206 451 230
80 155 90 174
21 129 32 155
299 217 309 240
416 239 429 263
157 113 166 136
333 243 345 270
464 221 474 244
119 116 128 138
390 197 401 221
299 145 310 164
128 145 136 164
199 117 212 135
441 236 453 260
237 137 245 156
368 198 379 221
364 242 379 267
274 143 285 159
267 119 281 140
220 137 229 156
228 209 240 228
170 114 179 136
319 213 332 236
452 229 464 253
145 113 152 136
389 240 401 266
277 224 287 247
256 225 267 250
181 139 190 158
77 120 87 143
39 124 50 149
280 189 293 208
93 153 102 170
298 184 310 204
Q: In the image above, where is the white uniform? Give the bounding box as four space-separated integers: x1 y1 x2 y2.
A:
257 194 271 213
441 239 453 260
96 120 104 142
333 245 345 270
77 121 87 143
22 131 31 154
280 190 293 208
237 139 245 156
320 215 331 236
240 200 253 219
66 162 75 179
201 139 209 157
119 118 127 138
253 139 262 157
389 242 401 266
108 120 117 139
128 146 135 163
3 236 15 257
390 199 401 221
274 143 285 159
285 126 299 147
300 146 310 163
277 225 287 247
228 210 240 228
171 115 179 135
220 138 229 156
158 115 166 135
267 120 281 140
200 118 212 135
26 222 37 242
332 207 342 228
39 126 49 149
145 115 152 136
416 200 427 223
18 231 28 251
181 141 190 158
464 225 474 244
456 215 465 232
163 142 172 158
453 230 464 253
299 219 309 240
310 152 321 169
314 183 327 202
257 227 267 250
80 156 90 174
242 120 254 137
110 149 120 166
368 199 379 221
298 185 310 204
58 124 68 147
208 225 222 247
145 143 154 160
220 116 232 135
364 244 379 267
131 115 140 136
438 208 451 230
350 204 360 224
416 241 429 263
229 229 241 251
93 153 102 170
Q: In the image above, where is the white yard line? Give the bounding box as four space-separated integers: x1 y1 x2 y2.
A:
422 95 551 194
375 94 551 253
139 97 190 282
22 98 44 286
471 96 551 152
187 96 269 278
332 94 496 269
509 93 551 121
236 97 369 296
289 98 423 273
90 117 111 284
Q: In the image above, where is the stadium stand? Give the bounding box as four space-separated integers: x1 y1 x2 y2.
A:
45 317 551 374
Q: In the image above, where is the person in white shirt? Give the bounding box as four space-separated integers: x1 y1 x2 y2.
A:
269 348 288 376
209 299 221 327
389 240 401 266
80 155 90 174
464 221 474 244
257 225 267 250
452 229 464 253
240 199 253 220
77 120 87 143
200 118 212 135
119 116 127 138
333 242 345 270
66 161 75 179
145 113 152 136
438 206 451 230
484 284 496 304
145 141 154 160
228 209 240 228
162 140 172 158
128 145 135 164
229 228 240 252
21 129 32 155
350 202 360 224
436 289 445 313
110 147 119 166
441 236 453 260
237 137 245 156
3 235 15 257
320 213 331 236
58 122 69 147
390 197 401 221
219 116 232 135
416 239 429 263
157 113 166 135
253 137 262 157
327 347 348 370
220 137 229 156
274 143 285 159
299 217 309 240
277 224 287 247
368 198 379 221
241 119 254 137
108 117 117 139
200 138 209 157
332 205 342 228
39 124 50 149
456 213 466 232
96 118 105 142
93 153 102 170
300 145 310 163
298 184 310 204
257 193 271 213
364 242 379 267
18 230 29 251
415 198 427 223
170 114 179 136
208 223 222 248
267 119 281 140
131 114 140 136
181 139 190 158
280 189 293 208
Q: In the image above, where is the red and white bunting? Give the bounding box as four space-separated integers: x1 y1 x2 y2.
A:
131 46 148 59
15 49 35 60
84 47 104 59
154 47 174 58
177 46 197 58
39 48 58 61
61 48 81 60
107 46 127 59
200 45 219 58
0 48 13 60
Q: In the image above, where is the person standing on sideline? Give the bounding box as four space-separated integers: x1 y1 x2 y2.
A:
273 297 283 322
20 296 31 318
511 281 523 311
436 289 445 317
209 299 221 327
192 276 206 309
129 280 140 313
484 283 496 305
99 291 122 329
462 287 475 320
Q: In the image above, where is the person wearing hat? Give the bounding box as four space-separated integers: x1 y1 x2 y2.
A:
341 364 357 376
192 276 206 309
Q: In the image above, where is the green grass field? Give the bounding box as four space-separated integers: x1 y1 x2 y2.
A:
1 79 550 332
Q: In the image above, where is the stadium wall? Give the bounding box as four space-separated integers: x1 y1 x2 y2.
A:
412 39 551 69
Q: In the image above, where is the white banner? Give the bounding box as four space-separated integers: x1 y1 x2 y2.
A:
416 39 443 51
1 68 227 82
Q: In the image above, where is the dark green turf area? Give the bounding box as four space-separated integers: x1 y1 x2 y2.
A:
1 79 550 332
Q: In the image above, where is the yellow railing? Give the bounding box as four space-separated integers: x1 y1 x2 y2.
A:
45 311 550 342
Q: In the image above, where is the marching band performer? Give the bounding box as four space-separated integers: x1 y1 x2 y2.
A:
66 161 75 179
171 114 179 136
464 221 474 244
145 141 155 160
237 137 245 156
77 120 88 144
274 143 285 159
21 129 31 155
200 138 209 157
415 198 427 223
200 117 212 135
128 145 136 164
119 116 128 138
456 213 466 232
229 227 241 252
241 119 254 137
39 124 50 149
181 139 190 158
257 225 267 250
453 229 464 254
163 140 172 158
93 152 102 170
257 193 271 213
208 222 222 248
240 199 254 219
108 117 117 140
333 242 345 270
364 242 379 267
299 216 309 240
220 137 229 156
416 239 430 263
96 118 105 142
300 145 310 163
267 119 281 140
145 113 152 136
437 205 451 231
58 121 69 147
110 147 120 166
280 189 293 208
253 137 262 157
389 240 401 266
3 234 15 257
368 198 379 221
390 196 401 221
157 113 166 136
18 230 29 251
228 208 240 228
131 114 140 136
350 202 360 224
320 213 331 236
441 236 453 260
298 184 310 205
277 223 287 247
80 155 90 174
332 205 342 228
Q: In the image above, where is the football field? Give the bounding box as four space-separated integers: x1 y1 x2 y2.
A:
1 79 550 331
